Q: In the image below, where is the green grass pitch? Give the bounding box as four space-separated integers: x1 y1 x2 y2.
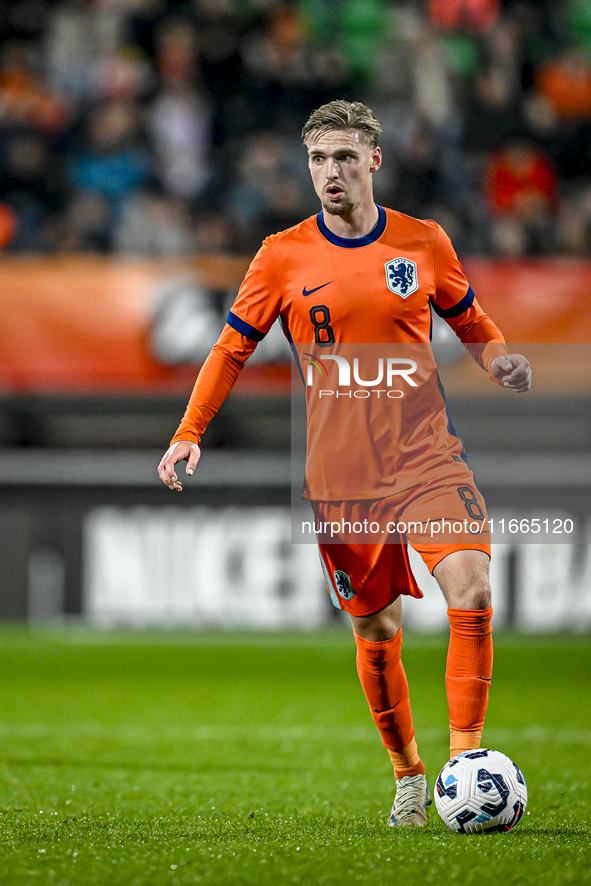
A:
0 627 589 885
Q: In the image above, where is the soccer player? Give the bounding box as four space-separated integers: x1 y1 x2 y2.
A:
157 101 531 827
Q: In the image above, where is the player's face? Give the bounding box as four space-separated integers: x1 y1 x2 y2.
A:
307 129 381 217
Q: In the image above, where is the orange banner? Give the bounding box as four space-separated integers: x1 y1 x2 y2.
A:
0 255 589 395
462 258 591 344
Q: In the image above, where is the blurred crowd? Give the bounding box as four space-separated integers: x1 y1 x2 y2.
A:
1 0 591 256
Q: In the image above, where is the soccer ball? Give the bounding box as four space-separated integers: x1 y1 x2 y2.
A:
435 748 527 834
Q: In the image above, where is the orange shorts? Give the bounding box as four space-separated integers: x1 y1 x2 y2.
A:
314 470 491 616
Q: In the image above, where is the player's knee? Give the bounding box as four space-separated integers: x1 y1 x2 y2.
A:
470 584 491 610
350 597 402 641
455 582 491 610
445 580 492 609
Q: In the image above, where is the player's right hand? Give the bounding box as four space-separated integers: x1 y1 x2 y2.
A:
157 440 201 492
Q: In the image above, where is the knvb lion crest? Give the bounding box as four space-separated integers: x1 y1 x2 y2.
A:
334 570 356 600
385 257 419 298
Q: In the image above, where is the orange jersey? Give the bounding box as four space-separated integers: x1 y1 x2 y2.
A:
172 206 507 498
229 206 484 345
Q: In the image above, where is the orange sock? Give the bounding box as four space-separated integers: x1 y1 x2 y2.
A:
354 629 424 779
446 606 493 759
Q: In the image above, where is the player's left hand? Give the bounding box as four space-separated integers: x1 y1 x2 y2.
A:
490 354 532 392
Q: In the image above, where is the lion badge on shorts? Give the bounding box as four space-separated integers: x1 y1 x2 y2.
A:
334 570 356 600
385 257 418 298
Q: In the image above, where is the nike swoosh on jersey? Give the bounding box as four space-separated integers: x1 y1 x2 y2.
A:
302 281 332 297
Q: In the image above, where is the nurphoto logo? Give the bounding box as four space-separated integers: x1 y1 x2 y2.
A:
303 353 418 398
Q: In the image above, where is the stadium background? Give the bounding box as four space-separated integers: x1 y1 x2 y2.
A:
0 0 590 631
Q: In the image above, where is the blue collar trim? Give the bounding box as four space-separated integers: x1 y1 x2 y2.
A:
316 205 386 248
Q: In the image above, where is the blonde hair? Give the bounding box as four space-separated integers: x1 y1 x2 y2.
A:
301 100 382 148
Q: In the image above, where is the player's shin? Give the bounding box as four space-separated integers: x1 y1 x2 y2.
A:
445 606 493 759
354 629 425 779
